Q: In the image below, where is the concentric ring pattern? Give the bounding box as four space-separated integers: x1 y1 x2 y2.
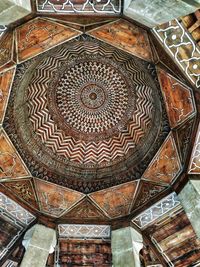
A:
4 35 168 192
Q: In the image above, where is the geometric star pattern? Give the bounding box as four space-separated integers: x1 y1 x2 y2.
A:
0 16 197 224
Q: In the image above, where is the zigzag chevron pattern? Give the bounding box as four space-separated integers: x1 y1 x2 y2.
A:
26 36 157 167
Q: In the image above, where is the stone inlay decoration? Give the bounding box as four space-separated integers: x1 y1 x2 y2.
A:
58 224 111 238
0 68 15 124
0 31 15 72
4 34 169 193
0 130 29 179
153 19 200 88
132 192 180 229
0 192 35 260
62 197 108 220
0 192 35 225
189 123 200 174
34 178 84 217
142 134 182 184
89 181 138 218
157 68 196 129
89 19 152 61
36 0 121 14
16 18 81 63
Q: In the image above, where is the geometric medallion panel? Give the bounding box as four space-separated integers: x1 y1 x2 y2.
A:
89 181 138 218
34 179 85 217
143 133 182 184
0 130 29 179
89 19 153 61
61 197 108 221
0 32 15 72
36 0 121 14
0 192 35 226
157 68 196 128
1 178 39 210
189 122 200 174
58 224 111 239
0 68 15 124
154 19 200 88
132 192 180 229
16 17 81 63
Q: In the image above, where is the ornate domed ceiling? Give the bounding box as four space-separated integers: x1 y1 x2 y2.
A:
4 34 168 193
0 17 197 223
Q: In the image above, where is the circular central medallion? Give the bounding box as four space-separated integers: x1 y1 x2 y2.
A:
48 58 135 141
5 36 168 192
80 83 105 110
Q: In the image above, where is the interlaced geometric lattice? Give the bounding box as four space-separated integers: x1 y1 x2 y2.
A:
0 192 35 225
132 192 180 229
58 224 111 238
153 19 200 88
36 0 121 14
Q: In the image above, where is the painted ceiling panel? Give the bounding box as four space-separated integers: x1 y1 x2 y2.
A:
34 178 85 217
175 117 195 164
0 130 30 179
0 31 15 72
16 17 82 62
88 19 153 61
159 224 196 251
89 181 138 218
0 68 15 124
142 133 182 184
188 122 200 174
61 197 109 220
157 68 196 128
1 178 39 210
131 180 168 211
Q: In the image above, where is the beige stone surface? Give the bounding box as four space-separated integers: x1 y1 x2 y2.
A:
112 227 143 267
0 0 31 25
21 224 56 267
124 0 200 27
179 180 200 239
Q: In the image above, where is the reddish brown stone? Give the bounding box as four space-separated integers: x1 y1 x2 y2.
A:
157 68 196 128
131 180 167 211
16 17 81 62
34 178 85 217
89 181 138 218
62 197 108 220
0 68 15 123
89 19 152 61
1 178 39 210
0 31 15 72
143 134 181 184
0 130 29 179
